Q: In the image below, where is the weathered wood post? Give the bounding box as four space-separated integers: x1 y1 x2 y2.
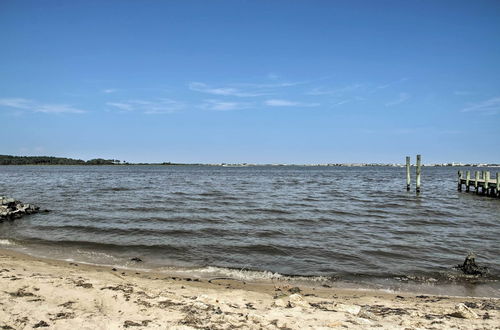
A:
496 172 500 197
465 171 471 192
484 171 490 195
474 171 479 193
416 154 421 193
457 171 463 191
406 156 411 191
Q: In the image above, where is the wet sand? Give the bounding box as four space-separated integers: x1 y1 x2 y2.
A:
0 249 498 329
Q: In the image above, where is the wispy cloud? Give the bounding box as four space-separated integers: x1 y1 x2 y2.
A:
306 84 363 96
461 97 500 114
0 98 86 114
189 82 267 97
385 93 410 107
264 99 320 107
189 78 308 98
106 102 134 111
373 77 409 91
267 73 279 80
236 81 305 89
106 99 184 114
200 99 252 111
102 88 118 94
331 99 351 107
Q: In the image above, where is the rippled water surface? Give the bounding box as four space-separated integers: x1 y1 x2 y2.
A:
1 165 499 296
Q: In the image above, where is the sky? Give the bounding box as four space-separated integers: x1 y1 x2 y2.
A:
1 0 499 164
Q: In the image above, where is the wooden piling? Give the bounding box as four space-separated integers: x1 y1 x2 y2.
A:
457 171 463 191
465 171 470 192
406 156 411 191
484 171 490 195
474 171 479 193
497 173 500 197
416 154 421 193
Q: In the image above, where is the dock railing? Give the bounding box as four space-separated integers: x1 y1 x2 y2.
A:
458 170 500 197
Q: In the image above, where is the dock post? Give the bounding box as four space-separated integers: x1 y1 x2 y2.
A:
484 171 490 195
474 171 479 193
497 173 500 197
406 156 411 191
457 171 463 191
466 171 470 192
416 154 421 193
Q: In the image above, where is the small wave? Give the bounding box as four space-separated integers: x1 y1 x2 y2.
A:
34 224 239 238
0 239 15 246
75 249 121 262
253 208 293 215
181 265 330 283
14 237 190 254
121 206 178 212
98 187 134 192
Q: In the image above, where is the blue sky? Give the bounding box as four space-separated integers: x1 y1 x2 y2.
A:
1 0 499 164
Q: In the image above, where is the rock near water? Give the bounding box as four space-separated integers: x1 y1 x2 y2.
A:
455 252 489 276
0 196 44 222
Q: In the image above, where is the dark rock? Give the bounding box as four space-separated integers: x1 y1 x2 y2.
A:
130 257 143 262
481 301 499 310
1 325 15 330
0 196 45 222
455 253 489 276
123 320 141 327
33 320 49 328
75 281 93 289
9 288 35 297
464 302 479 309
50 312 75 320
288 286 301 294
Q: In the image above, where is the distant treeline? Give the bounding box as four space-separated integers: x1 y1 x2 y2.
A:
0 155 121 165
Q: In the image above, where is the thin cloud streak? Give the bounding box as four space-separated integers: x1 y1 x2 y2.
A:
372 77 409 92
189 82 268 97
106 99 184 114
265 99 320 107
0 98 86 114
200 99 252 111
189 78 309 98
331 99 351 107
385 93 410 106
307 84 363 96
461 97 500 114
235 81 307 89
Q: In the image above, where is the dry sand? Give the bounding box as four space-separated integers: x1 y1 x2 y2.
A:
0 249 498 329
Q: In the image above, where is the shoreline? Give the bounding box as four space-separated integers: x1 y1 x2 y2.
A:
1 248 498 329
2 240 499 299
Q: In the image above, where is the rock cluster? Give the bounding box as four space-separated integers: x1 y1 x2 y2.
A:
455 252 489 276
0 196 43 221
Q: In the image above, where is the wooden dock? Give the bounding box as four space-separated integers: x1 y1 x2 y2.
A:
457 170 500 197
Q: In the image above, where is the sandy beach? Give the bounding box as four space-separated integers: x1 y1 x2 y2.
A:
0 249 497 329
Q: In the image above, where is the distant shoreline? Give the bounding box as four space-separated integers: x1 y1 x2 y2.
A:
1 155 498 167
